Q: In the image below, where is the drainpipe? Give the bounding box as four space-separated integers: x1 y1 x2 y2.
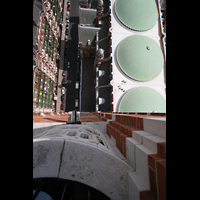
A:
96 32 99 50
156 0 166 84
157 0 166 60
33 56 39 93
95 32 99 112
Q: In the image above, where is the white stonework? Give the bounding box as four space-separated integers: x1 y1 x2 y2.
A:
125 118 166 190
33 124 134 200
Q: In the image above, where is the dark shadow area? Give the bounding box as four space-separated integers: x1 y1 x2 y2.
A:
65 17 79 112
90 0 98 8
98 86 112 112
99 16 110 39
99 37 110 58
99 61 111 86
103 0 110 14
81 58 96 112
33 178 110 200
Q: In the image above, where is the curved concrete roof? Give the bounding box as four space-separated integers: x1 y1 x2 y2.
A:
115 0 158 31
33 124 133 200
116 35 164 81
118 87 166 113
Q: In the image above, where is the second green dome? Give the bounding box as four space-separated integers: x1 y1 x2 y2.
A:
116 35 164 82
115 0 158 31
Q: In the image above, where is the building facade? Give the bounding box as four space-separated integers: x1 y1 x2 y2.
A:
78 0 113 112
33 0 63 114
33 1 166 199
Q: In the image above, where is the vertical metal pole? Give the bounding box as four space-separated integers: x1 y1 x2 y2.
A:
96 32 99 50
61 181 68 200
87 188 90 200
79 59 82 111
33 179 46 200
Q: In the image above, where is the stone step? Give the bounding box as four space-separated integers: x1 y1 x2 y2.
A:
126 130 165 191
132 130 153 144
132 130 166 153
107 120 166 195
128 171 149 200
134 144 155 189
143 117 166 139
126 137 140 171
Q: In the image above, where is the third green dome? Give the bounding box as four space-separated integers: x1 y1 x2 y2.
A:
118 87 166 113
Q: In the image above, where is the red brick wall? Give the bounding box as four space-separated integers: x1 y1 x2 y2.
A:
107 120 141 157
147 143 166 200
101 112 166 200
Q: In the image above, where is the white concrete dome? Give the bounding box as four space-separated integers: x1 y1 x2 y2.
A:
33 124 133 200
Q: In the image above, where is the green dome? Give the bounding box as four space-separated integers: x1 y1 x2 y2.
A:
116 35 164 81
115 0 158 31
118 87 166 113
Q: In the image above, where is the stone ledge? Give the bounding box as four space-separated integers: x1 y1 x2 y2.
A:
143 118 166 139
